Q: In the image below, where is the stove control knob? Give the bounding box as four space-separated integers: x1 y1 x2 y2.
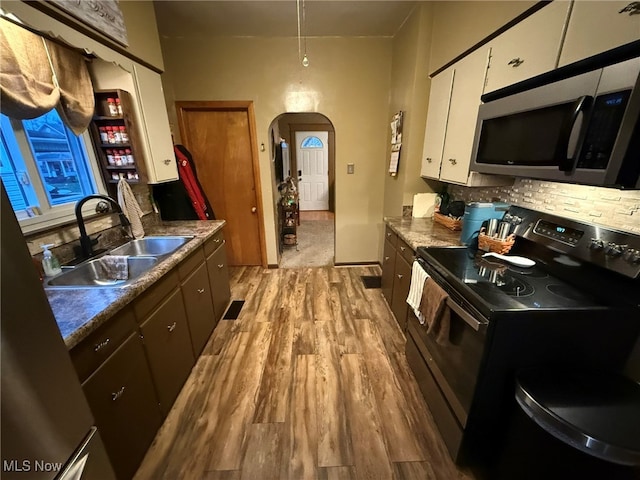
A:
589 238 605 250
605 243 625 257
511 215 523 225
623 248 640 264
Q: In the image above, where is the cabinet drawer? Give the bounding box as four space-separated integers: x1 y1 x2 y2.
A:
70 307 137 383
178 246 205 280
140 289 195 416
204 228 226 257
134 269 179 320
384 225 398 247
182 262 216 355
82 333 162 480
397 237 415 265
206 244 231 322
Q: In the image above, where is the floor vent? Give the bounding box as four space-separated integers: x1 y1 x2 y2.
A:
361 276 382 289
223 300 245 320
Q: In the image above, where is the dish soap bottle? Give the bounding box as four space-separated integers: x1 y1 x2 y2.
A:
41 244 62 277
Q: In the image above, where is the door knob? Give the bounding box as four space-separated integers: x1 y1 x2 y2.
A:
251 207 257 213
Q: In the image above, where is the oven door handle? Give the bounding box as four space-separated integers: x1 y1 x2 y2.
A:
446 298 485 331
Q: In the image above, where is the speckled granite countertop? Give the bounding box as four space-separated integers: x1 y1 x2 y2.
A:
46 220 225 350
384 216 463 250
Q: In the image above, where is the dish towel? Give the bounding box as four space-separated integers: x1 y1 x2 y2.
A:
419 277 451 345
407 261 429 324
117 178 145 239
97 255 128 280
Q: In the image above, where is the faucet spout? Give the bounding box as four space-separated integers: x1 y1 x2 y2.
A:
75 194 130 259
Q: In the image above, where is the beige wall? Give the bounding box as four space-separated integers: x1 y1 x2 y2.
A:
160 36 393 264
429 1 538 72
384 4 438 219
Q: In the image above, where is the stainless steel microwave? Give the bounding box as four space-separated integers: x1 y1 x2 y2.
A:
470 57 640 188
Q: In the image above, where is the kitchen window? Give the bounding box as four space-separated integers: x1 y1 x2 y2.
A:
0 110 104 233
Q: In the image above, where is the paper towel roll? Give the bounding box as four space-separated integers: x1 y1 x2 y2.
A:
412 193 438 218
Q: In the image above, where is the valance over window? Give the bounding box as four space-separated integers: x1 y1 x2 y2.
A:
0 18 94 134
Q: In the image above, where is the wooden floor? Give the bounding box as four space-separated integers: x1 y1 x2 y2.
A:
135 266 474 480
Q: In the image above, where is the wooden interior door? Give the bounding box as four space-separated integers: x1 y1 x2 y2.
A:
175 101 265 266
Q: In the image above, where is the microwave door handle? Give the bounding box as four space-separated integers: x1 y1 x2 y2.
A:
558 95 592 172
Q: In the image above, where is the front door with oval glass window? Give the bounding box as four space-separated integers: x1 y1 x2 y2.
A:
295 131 329 211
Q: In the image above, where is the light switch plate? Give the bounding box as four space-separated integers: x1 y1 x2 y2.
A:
347 163 355 174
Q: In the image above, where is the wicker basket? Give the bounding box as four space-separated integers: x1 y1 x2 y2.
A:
433 212 463 231
478 228 515 254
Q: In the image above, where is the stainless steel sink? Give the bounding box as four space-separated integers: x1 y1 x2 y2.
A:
109 236 194 257
45 256 159 288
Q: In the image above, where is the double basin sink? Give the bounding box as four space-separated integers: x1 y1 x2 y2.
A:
44 236 194 289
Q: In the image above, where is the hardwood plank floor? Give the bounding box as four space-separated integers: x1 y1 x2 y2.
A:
135 266 475 480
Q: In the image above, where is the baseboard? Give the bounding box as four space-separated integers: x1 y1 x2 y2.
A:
334 261 381 267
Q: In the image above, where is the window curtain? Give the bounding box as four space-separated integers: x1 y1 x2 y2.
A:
0 18 94 134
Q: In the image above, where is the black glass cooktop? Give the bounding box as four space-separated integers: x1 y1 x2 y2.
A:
417 246 610 314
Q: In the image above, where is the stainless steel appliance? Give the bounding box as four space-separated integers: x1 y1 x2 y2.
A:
470 52 640 188
1 184 116 480
407 205 640 471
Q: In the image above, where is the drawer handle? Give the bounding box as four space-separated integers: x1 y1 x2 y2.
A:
167 322 177 333
197 288 206 294
163 159 172 165
508 57 524 67
94 338 110 352
448 158 457 165
426 157 432 163
619 2 640 15
218 264 224 269
111 386 126 401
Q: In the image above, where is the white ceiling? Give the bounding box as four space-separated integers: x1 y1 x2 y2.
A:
153 1 421 38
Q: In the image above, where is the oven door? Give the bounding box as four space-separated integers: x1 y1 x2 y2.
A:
407 261 488 428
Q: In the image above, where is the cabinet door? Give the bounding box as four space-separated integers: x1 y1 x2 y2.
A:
439 48 490 185
484 1 570 94
182 262 216 355
140 289 195 417
207 244 231 322
559 1 640 67
420 68 454 179
391 253 412 332
132 64 178 183
381 238 396 305
82 333 161 480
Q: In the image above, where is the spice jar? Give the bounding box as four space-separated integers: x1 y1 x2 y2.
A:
115 98 123 115
107 98 118 116
99 126 108 143
119 126 129 143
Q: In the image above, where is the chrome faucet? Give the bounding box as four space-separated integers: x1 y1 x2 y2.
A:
75 194 131 259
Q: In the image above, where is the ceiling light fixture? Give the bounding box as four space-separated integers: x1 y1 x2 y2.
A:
296 0 309 67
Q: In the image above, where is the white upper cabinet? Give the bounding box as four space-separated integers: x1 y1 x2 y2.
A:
559 1 640 67
484 1 571 94
439 49 492 185
132 65 178 183
420 68 454 180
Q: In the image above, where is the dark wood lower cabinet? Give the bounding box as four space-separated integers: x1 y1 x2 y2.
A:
140 288 195 417
206 243 231 322
181 262 216 355
381 238 396 305
391 253 412 332
82 333 162 480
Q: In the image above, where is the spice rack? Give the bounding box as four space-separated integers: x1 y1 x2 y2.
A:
90 90 147 196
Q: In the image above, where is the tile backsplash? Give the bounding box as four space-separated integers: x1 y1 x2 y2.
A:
449 178 640 235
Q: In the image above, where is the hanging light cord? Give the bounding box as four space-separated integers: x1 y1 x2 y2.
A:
303 0 307 58
296 0 301 63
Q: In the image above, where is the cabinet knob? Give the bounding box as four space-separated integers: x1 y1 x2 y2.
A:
619 2 640 15
94 338 110 352
167 322 177 333
386 232 392 237
163 159 172 165
251 206 257 213
384 256 390 261
397 274 403 279
507 57 524 67
448 158 457 165
218 264 224 269
111 386 126 401
400 246 406 252
426 157 432 163
197 288 205 294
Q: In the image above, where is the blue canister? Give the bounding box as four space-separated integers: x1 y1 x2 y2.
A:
460 202 510 245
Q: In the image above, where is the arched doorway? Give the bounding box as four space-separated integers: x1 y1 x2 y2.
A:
268 113 335 268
